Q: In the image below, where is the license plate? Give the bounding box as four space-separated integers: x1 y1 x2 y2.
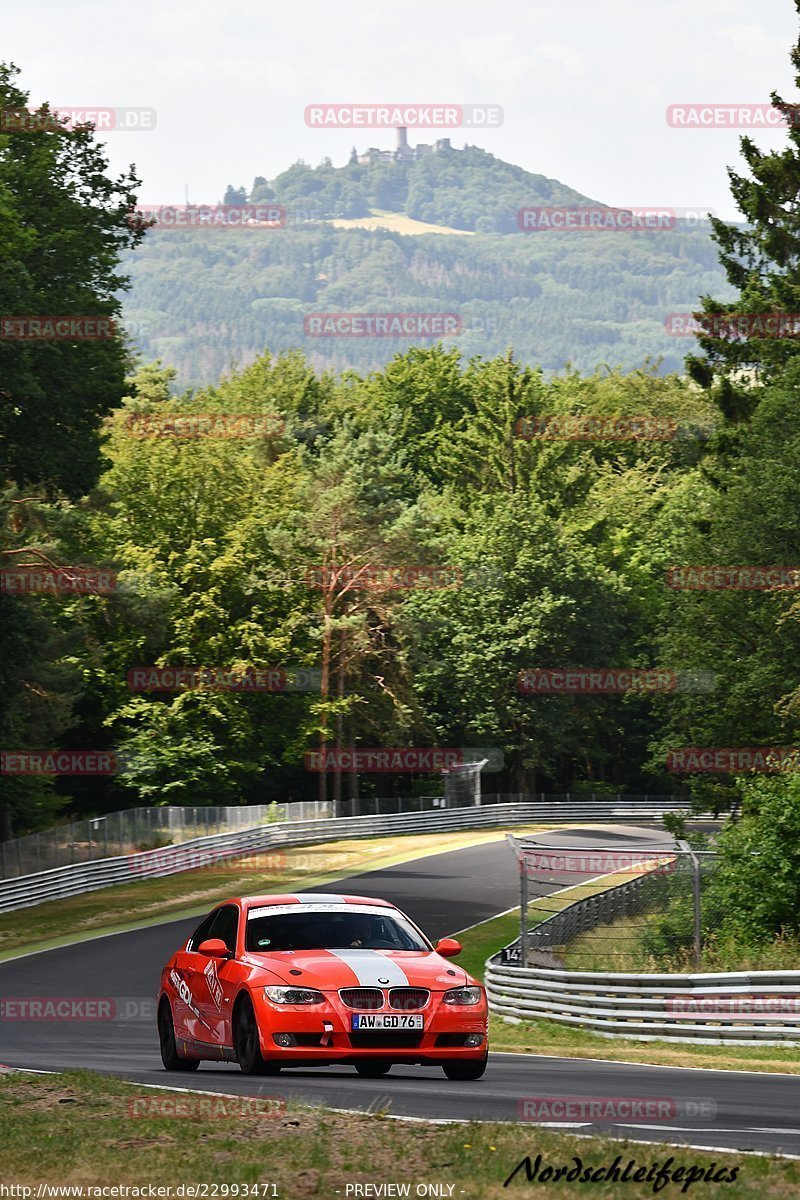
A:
351 1014 424 1030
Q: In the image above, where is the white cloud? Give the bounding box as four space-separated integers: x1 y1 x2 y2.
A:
535 42 585 75
717 23 789 61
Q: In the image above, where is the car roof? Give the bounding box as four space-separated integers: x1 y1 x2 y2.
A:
230 893 397 910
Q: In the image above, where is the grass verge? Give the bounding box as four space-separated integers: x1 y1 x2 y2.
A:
564 913 800 973
457 910 800 1075
0 1070 796 1197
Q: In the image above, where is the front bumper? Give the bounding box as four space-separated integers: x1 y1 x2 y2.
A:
253 989 488 1063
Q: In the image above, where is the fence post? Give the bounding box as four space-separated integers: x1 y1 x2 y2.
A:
691 852 702 969
520 862 529 969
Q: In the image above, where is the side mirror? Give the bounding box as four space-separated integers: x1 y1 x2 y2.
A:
198 938 232 959
435 937 462 958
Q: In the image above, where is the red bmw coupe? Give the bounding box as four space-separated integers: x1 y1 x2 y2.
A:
157 892 488 1079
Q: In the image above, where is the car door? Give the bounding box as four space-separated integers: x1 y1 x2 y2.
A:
170 909 217 1044
194 904 241 1049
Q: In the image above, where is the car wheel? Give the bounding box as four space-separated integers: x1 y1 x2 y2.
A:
158 1001 200 1071
354 1060 392 1077
442 1055 488 1081
235 995 281 1075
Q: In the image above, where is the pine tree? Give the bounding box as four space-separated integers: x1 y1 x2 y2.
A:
687 2 800 415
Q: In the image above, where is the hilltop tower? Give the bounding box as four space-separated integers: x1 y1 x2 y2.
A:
396 126 408 151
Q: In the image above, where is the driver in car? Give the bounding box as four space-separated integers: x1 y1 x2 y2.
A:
347 915 374 948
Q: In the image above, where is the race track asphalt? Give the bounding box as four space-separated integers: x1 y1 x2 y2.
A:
0 830 797 1157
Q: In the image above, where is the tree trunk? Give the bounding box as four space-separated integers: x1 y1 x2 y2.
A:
332 628 345 816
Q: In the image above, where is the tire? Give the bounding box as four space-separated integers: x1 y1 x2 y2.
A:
235 995 281 1075
354 1059 392 1077
158 1002 200 1072
442 1055 488 1081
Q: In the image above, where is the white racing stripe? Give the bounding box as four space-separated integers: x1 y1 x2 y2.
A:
294 893 345 903
329 950 410 987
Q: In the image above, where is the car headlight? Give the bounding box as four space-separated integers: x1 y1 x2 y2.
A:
264 986 325 1005
442 986 482 1006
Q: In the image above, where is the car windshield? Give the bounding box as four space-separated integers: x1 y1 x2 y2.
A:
245 907 429 953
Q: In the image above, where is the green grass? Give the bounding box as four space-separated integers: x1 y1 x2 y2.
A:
1 1070 796 1197
454 909 527 980
563 914 800 973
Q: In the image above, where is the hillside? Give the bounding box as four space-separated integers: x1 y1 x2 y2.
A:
121 144 733 387
121 221 732 387
246 143 599 233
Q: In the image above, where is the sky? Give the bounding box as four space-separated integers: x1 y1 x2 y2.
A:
5 0 798 221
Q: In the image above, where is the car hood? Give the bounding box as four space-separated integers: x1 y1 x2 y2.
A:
243 949 470 990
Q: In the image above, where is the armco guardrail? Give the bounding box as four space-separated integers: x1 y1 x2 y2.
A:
0 793 693 879
485 960 800 1045
487 836 799 1045
0 794 700 914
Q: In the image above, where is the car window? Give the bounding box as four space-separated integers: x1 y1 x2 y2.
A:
207 904 239 954
187 910 217 951
245 909 428 953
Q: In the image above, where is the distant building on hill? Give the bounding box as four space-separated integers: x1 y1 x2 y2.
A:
356 128 454 166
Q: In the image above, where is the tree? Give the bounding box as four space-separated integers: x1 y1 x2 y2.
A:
223 184 247 206
0 62 146 496
0 61 146 837
687 4 800 407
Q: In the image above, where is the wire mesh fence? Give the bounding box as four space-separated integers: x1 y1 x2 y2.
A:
0 802 332 880
504 837 719 971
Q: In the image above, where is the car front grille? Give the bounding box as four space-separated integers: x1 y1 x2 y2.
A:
388 987 430 1011
339 987 384 1009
